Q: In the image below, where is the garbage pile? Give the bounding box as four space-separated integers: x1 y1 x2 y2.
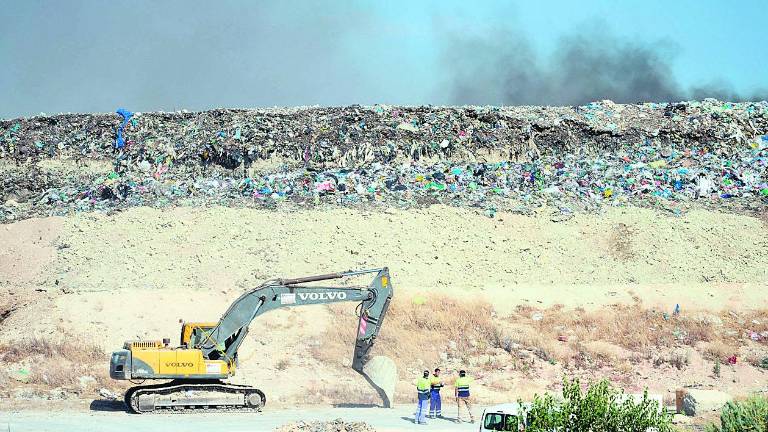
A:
274 418 376 432
1 100 766 222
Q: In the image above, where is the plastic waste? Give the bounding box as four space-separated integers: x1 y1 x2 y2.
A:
114 108 134 149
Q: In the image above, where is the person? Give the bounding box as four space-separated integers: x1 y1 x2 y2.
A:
429 367 444 418
414 370 431 424
455 369 474 423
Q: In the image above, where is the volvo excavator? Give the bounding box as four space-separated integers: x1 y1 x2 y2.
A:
109 268 395 413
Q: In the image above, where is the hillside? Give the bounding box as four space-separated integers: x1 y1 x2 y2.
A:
1 205 767 409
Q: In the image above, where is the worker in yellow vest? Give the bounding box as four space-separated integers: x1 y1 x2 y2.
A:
454 369 474 423
414 370 431 424
429 367 444 418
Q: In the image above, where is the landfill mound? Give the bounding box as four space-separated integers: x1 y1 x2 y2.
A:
1 100 767 222
274 419 376 432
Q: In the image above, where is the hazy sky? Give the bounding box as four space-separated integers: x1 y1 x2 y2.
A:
1 0 766 118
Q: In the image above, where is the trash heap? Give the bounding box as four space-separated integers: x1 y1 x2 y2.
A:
274 418 376 432
1 100 766 222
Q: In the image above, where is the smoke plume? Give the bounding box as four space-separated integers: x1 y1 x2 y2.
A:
442 27 766 106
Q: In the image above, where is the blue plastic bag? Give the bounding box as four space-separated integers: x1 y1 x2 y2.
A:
115 108 134 149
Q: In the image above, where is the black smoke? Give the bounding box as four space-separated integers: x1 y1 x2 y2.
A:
442 27 767 106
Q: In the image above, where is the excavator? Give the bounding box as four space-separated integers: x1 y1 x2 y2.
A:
109 268 395 413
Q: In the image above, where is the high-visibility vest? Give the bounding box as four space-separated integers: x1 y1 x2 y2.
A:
416 377 431 397
455 376 471 397
430 375 443 391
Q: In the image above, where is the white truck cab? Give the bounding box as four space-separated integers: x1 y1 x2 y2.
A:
479 403 530 431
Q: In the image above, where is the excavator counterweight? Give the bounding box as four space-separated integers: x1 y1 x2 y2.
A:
109 268 395 413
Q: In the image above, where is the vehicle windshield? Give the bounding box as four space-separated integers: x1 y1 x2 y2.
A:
483 413 522 431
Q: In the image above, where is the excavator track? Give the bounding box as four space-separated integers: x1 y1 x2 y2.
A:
125 380 266 414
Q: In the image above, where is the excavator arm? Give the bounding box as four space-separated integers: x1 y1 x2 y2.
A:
202 267 394 406
199 268 391 363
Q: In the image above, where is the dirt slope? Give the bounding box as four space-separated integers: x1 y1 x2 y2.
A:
1 204 767 406
44 205 768 300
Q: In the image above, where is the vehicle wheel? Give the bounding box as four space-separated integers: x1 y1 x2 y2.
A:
246 390 265 411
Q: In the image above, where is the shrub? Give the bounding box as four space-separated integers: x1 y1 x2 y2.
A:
522 378 673 432
705 396 768 432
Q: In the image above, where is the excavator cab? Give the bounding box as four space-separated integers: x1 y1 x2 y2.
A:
179 322 218 348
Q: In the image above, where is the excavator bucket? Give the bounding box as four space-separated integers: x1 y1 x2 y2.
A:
359 355 397 408
351 268 395 407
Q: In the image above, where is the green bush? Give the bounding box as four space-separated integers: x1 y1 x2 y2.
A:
705 396 768 432
521 378 672 432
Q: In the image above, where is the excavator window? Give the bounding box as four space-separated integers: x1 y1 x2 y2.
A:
207 330 240 361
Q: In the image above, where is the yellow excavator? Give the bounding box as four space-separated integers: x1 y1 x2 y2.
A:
109 268 395 413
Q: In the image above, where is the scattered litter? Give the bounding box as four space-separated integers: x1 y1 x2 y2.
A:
550 207 574 222
13 368 30 382
78 376 97 387
396 122 419 133
275 418 376 432
98 388 119 401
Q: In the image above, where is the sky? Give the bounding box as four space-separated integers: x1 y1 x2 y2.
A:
0 0 766 118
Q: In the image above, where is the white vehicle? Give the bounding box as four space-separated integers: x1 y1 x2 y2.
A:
478 394 664 432
479 403 530 431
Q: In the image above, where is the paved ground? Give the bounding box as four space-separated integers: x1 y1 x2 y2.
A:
0 405 479 432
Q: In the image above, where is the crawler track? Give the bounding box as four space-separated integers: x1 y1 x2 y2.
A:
125 380 266 414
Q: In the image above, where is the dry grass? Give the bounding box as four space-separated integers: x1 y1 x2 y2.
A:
0 335 110 390
314 295 497 372
583 341 628 364
615 360 634 376
312 295 768 388
652 348 690 370
525 302 716 353
740 344 768 368
704 341 737 362
0 336 104 363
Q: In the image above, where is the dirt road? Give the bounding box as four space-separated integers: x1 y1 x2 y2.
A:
1 406 476 432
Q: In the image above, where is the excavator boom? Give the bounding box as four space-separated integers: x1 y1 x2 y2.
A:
109 268 395 413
